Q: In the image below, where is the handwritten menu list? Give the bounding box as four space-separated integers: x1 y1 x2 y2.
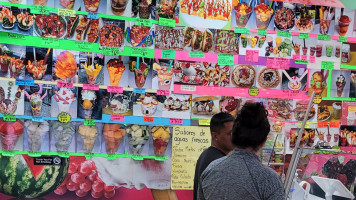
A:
171 126 211 189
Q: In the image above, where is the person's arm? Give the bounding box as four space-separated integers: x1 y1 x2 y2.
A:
197 177 206 200
265 175 286 200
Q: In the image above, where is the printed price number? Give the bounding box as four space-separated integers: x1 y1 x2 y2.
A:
277 31 291 37
330 121 340 128
234 27 249 34
30 5 50 15
313 95 322 104
84 119 95 126
58 8 76 17
317 122 328 127
7 33 25 40
57 81 73 88
102 47 120 56
170 118 183 125
339 36 347 43
248 86 259 96
157 90 170 96
158 18 175 27
161 49 175 59
83 84 99 91
3 114 16 121
218 54 234 66
189 51 205 58
317 34 331 40
299 33 309 39
41 37 59 47
111 115 125 121
143 116 154 123
87 12 99 19
258 29 266 35
309 56 315 63
321 61 334 70
107 86 123 93
28 151 42 157
15 78 35 86
57 112 71 123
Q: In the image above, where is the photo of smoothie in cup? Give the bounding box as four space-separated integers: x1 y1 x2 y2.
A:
335 45 341 58
326 45 333 57
234 2 252 27
334 133 339 142
254 3 273 30
241 34 248 48
316 44 322 57
292 43 301 55
332 102 341 119
310 46 316 56
153 61 173 90
302 47 308 55
111 0 129 16
338 15 351 36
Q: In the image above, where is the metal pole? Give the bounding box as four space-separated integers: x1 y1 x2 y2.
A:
284 91 316 196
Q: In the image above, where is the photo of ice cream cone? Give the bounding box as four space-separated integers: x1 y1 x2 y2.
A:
103 123 125 154
78 124 98 153
0 119 24 150
151 126 170 156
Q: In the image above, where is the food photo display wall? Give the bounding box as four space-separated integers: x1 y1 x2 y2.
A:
1 0 356 199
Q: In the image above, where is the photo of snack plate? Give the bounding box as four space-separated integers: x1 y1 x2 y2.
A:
293 99 316 121
317 101 342 122
174 61 204 85
66 15 100 43
182 27 214 53
214 29 239 54
124 22 155 48
102 90 133 116
295 4 315 33
99 19 125 48
191 95 220 119
162 94 191 119
156 0 178 20
0 7 34 35
256 67 282 89
34 13 66 39
219 96 241 116
201 63 230 87
273 3 295 31
266 98 293 120
288 128 315 149
231 64 256 88
132 0 157 19
0 44 26 79
155 26 184 51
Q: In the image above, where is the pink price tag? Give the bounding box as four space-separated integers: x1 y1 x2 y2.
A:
170 118 183 125
111 115 125 121
301 55 307 61
83 84 99 91
157 90 170 96
245 50 259 62
107 86 123 93
266 57 276 68
293 54 301 60
57 81 73 88
275 58 289 69
310 56 315 63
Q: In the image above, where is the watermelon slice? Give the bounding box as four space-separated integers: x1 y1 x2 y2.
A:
22 155 45 181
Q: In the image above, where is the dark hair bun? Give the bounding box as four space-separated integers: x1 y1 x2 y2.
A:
238 102 267 128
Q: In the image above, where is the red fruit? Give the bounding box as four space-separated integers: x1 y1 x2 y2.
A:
54 185 67 195
91 190 104 199
336 174 348 186
61 175 71 186
182 75 190 83
70 156 86 166
80 179 92 192
66 180 79 191
71 173 85 184
75 189 88 197
174 16 179 23
194 76 201 83
104 185 115 192
80 160 94 176
104 190 115 199
88 170 97 182
92 180 104 192
68 162 79 174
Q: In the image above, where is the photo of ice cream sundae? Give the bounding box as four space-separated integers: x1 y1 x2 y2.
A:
52 87 77 114
153 60 174 90
336 75 346 97
103 123 125 154
80 89 97 119
151 126 171 156
78 124 98 153
105 92 132 115
162 94 190 119
136 93 159 116
24 120 49 151
0 81 24 115
174 61 205 85
0 119 24 150
24 84 47 116
126 124 149 155
51 121 75 152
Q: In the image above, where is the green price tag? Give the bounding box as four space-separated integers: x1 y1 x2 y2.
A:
7 32 26 40
318 34 331 40
158 18 175 27
339 36 347 43
299 33 309 39
135 18 152 27
102 47 120 56
161 49 175 59
155 156 166 161
84 119 95 126
234 27 249 34
3 114 16 121
107 154 117 160
58 8 76 17
321 61 334 70
57 112 71 123
84 153 94 159
258 29 267 35
132 155 144 160
2 150 15 157
58 152 70 158
199 119 211 126
189 51 205 58
28 151 42 157
74 41 95 51
30 5 50 15
313 95 322 104
131 47 149 57
41 37 59 47
248 86 259 96
218 54 234 65
277 31 291 37
295 60 308 64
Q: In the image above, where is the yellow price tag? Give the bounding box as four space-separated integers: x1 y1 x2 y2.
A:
199 119 211 126
57 112 71 123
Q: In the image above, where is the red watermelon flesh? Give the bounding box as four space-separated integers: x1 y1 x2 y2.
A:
22 155 45 180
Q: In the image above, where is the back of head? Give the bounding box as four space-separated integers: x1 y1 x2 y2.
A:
232 102 270 150
210 112 235 134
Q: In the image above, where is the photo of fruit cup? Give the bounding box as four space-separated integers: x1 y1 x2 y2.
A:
338 15 351 36
254 3 273 30
52 122 75 152
9 58 24 78
320 19 331 34
0 54 10 74
82 62 102 85
30 94 43 116
234 2 252 27
83 0 102 13
81 90 97 119
0 119 24 150
78 124 98 153
103 123 125 154
152 126 171 156
326 45 333 57
153 62 173 90
126 125 149 155
25 120 49 151
33 0 48 5
111 0 129 16
132 59 150 88
316 44 322 57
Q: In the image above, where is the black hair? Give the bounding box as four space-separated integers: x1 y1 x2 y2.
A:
210 112 235 134
232 102 270 150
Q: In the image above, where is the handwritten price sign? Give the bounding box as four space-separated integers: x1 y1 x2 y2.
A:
111 115 125 121
84 119 95 126
83 84 99 91
57 81 74 88
157 90 170 96
57 112 71 123
170 118 183 125
3 114 16 121
107 86 123 93
245 50 259 62
143 116 154 123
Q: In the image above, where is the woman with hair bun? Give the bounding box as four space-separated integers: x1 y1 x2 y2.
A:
198 102 285 200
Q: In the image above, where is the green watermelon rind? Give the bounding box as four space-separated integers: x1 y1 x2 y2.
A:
0 154 69 198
